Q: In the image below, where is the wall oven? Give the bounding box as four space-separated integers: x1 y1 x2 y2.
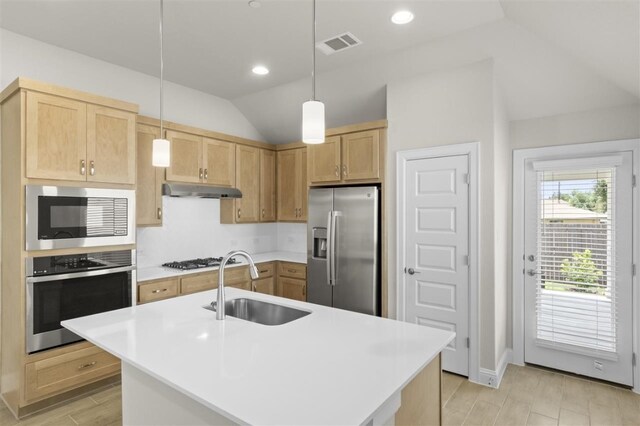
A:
26 250 135 353
26 185 135 250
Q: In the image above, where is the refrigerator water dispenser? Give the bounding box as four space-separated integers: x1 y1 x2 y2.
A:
312 227 327 259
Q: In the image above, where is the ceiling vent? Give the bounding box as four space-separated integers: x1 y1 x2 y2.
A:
316 32 362 55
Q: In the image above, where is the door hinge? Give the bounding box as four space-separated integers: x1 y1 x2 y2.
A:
633 175 637 188
633 353 637 367
463 255 470 266
463 173 470 185
466 337 470 348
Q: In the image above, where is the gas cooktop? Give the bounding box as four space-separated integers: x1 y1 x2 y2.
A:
162 257 238 270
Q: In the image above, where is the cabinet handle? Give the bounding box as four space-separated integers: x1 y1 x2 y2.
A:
259 269 269 273
199 168 204 180
288 269 297 273
237 209 241 219
157 207 162 220
90 160 95 176
80 160 86 175
78 361 97 370
204 169 208 180
152 288 168 294
302 286 306 296
342 164 347 177
262 208 265 218
335 165 339 177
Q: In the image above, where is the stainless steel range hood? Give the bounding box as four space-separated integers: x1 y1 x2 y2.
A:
162 183 242 199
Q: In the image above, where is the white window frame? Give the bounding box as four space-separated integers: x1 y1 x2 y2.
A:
512 139 640 393
396 141 480 384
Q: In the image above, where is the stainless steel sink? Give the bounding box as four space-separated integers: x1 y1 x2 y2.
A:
204 298 310 326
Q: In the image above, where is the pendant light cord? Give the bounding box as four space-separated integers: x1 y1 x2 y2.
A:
311 0 316 101
159 0 165 136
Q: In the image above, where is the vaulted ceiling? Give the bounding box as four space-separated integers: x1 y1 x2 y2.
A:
1 0 638 143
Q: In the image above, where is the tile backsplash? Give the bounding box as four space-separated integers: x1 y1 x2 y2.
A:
136 196 307 268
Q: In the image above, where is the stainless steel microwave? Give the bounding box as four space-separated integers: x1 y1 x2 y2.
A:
26 185 135 250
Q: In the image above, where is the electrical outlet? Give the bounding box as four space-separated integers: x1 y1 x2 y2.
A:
488 377 496 387
594 360 604 371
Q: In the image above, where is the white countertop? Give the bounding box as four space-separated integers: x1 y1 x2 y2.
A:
137 251 307 282
63 289 454 425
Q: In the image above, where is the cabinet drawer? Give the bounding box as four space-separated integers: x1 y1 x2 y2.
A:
255 262 275 278
181 272 217 295
138 278 179 304
278 262 307 279
224 266 250 284
25 345 120 402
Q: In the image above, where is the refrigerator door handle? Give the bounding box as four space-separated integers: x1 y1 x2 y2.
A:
326 211 333 286
331 211 341 286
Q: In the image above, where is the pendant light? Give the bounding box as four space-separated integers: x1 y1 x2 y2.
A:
152 0 171 167
302 0 325 144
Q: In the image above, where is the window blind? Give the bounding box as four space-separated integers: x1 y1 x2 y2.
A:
536 168 617 354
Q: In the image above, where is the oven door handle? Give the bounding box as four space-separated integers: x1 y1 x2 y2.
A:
26 265 135 283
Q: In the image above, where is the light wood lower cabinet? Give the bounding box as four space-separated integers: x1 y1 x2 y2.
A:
138 278 180 304
24 345 120 402
277 262 307 302
277 277 306 302
180 272 218 295
253 262 275 295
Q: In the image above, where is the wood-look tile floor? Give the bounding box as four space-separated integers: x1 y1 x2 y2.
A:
2 364 639 425
444 364 640 426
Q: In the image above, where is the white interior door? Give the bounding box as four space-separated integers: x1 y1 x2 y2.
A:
403 154 469 376
523 153 634 385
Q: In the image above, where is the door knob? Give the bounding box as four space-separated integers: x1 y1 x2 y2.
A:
527 269 541 276
406 267 420 275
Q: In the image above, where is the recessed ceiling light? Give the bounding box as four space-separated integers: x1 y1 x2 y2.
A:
391 10 414 25
252 65 269 75
248 0 261 8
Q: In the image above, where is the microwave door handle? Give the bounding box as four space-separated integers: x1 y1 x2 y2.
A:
26 265 136 283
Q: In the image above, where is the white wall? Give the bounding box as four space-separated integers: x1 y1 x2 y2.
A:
510 104 640 150
0 29 264 141
386 60 499 372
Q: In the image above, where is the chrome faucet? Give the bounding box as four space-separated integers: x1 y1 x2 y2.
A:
216 250 259 320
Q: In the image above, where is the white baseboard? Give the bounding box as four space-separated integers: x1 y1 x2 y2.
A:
477 349 513 388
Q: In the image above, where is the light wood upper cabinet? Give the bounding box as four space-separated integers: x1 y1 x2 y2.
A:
25 91 136 185
86 105 136 184
308 130 381 184
259 149 276 222
235 145 260 223
203 138 235 187
26 92 87 181
341 130 380 181
166 130 203 183
307 136 341 183
136 124 163 227
277 148 306 222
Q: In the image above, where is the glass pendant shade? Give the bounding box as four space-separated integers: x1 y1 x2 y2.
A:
152 138 170 167
302 100 325 144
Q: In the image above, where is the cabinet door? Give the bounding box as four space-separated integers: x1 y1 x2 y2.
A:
307 136 341 184
235 145 260 223
278 277 306 301
86 105 136 184
136 124 163 226
277 149 299 221
299 148 308 221
253 277 275 295
341 130 380 181
259 149 276 222
166 130 202 183
25 92 87 181
203 138 235 187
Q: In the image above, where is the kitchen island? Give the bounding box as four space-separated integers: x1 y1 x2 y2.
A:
63 288 454 425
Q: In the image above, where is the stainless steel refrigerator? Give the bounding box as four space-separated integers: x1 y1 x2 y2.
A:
307 186 380 316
